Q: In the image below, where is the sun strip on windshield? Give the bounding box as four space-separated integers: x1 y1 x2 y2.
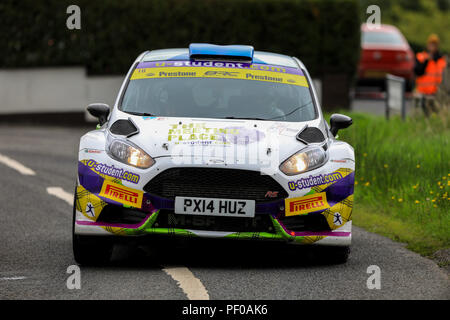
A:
130 61 309 88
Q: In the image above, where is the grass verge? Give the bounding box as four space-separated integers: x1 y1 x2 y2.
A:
353 204 447 258
326 109 449 258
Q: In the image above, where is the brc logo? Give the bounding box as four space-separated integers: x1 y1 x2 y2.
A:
285 192 329 216
100 181 143 208
203 71 239 77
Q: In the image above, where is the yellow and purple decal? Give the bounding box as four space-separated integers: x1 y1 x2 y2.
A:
130 60 309 88
76 158 354 243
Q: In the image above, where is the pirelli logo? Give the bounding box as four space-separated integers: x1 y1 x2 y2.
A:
285 192 329 216
100 181 143 208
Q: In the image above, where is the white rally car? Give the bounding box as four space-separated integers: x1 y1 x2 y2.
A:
73 44 354 264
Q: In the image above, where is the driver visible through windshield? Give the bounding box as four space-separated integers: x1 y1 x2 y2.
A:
120 61 316 122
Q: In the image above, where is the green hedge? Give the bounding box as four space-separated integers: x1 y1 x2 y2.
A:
0 0 360 75
0 0 360 109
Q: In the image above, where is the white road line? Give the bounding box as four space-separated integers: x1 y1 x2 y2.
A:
47 187 73 206
0 153 35 176
0 276 27 281
162 266 210 300
47 186 210 300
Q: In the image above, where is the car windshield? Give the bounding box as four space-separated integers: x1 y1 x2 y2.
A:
362 31 404 45
120 71 316 122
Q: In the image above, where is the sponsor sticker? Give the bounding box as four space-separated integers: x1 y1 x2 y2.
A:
84 149 103 154
285 192 330 216
288 171 344 191
130 62 308 88
333 212 343 226
166 123 265 145
86 159 140 184
136 60 303 75
143 116 166 120
85 202 95 217
99 181 143 208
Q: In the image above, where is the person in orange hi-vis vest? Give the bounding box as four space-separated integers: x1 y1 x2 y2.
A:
414 34 447 95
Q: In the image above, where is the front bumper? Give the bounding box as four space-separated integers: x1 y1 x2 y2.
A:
74 157 354 246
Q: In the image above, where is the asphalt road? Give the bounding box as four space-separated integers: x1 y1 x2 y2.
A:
0 125 448 300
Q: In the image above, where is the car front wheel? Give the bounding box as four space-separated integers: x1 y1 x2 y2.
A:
72 187 113 265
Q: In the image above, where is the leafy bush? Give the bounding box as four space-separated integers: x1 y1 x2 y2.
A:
0 0 361 79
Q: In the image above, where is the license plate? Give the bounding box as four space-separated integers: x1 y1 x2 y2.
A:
365 70 387 78
174 197 255 217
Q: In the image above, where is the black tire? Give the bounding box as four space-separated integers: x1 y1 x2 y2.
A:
72 187 113 266
73 234 113 266
316 246 350 264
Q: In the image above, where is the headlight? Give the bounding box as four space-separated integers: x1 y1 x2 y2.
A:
279 147 327 175
108 140 154 169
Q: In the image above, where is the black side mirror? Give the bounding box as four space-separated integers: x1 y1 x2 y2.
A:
330 113 352 136
87 103 110 126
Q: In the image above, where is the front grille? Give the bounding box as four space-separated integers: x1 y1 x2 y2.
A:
144 168 287 203
278 212 331 232
154 210 275 233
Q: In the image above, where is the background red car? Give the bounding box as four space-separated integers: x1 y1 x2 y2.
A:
358 23 415 91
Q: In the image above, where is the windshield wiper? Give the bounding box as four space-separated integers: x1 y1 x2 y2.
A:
124 111 156 116
225 116 267 121
266 101 313 120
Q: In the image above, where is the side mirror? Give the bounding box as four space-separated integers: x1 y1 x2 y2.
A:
330 113 352 136
87 103 110 126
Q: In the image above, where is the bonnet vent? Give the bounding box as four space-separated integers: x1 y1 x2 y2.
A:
296 127 325 144
109 119 139 137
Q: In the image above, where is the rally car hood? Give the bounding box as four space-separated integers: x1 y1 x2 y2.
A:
118 115 324 164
